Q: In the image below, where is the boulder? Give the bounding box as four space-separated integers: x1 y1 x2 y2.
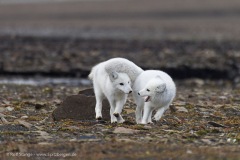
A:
52 88 110 121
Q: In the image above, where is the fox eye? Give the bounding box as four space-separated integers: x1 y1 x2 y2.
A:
120 83 124 86
146 89 150 92
128 81 130 84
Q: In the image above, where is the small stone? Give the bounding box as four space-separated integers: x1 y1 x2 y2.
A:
15 120 33 129
2 100 10 105
186 149 193 154
113 127 139 134
53 99 62 105
169 104 177 112
201 138 212 145
6 106 14 111
176 107 188 113
35 131 52 140
38 142 53 145
219 96 227 100
143 125 152 130
227 138 237 143
20 115 28 119
208 121 226 128
0 113 9 124
39 109 48 114
35 103 46 110
174 101 186 106
198 107 209 112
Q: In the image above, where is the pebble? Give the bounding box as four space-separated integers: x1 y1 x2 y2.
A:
20 115 28 119
6 106 14 111
113 127 139 134
176 106 188 113
15 120 33 129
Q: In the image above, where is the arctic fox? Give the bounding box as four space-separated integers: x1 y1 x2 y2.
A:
89 58 143 123
133 70 176 124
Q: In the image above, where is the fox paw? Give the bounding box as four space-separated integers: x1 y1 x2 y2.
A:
111 120 118 124
140 121 148 125
152 117 158 121
117 118 125 124
96 116 103 120
113 113 120 118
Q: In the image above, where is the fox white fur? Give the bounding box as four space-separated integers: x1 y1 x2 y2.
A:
89 58 143 123
133 70 176 124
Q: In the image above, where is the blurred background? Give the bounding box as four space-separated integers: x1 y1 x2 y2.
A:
0 0 239 86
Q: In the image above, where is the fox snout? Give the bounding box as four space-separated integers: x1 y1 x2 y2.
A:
138 90 144 96
138 90 148 96
126 86 132 94
123 87 132 94
126 88 132 94
124 90 132 94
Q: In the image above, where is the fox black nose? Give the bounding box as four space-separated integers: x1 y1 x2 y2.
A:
129 91 132 94
138 92 140 95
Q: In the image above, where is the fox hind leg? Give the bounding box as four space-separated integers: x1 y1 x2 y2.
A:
94 85 104 120
153 107 165 121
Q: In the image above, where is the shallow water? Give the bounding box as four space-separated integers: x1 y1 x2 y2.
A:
0 76 91 86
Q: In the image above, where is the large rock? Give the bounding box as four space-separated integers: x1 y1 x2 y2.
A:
52 88 110 121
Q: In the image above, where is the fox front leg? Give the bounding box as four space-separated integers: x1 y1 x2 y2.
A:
113 100 125 123
108 99 118 123
135 105 143 124
147 110 153 124
141 104 152 124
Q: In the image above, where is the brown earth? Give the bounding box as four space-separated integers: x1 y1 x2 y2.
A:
0 80 239 159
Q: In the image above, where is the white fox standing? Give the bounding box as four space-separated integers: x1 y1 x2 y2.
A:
89 58 143 123
133 70 176 124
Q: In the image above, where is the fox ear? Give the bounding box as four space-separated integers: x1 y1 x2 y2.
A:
156 83 166 93
110 71 118 81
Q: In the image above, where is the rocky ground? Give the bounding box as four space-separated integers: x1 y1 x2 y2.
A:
0 79 239 159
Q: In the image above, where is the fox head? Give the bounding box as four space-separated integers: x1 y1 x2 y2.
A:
109 71 132 94
138 76 166 102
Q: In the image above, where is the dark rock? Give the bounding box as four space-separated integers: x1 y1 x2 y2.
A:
208 121 226 128
169 104 177 113
35 103 46 110
52 88 110 121
78 88 95 96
